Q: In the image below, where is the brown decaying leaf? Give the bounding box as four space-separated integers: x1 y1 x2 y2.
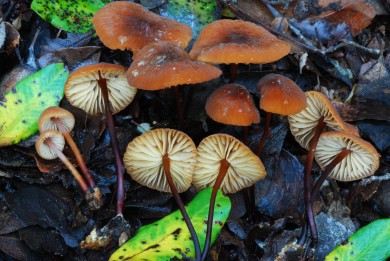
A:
3 22 20 54
318 0 376 36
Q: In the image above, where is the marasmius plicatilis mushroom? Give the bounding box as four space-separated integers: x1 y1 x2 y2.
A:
36 130 100 210
193 133 266 260
39 106 102 208
65 63 137 216
288 91 359 246
190 19 291 82
123 128 201 260
127 41 222 129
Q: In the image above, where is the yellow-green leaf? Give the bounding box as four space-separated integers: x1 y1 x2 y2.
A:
109 188 231 260
0 63 68 147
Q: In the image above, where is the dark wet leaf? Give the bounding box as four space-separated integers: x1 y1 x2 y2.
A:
4 184 78 247
332 101 390 122
311 53 353 86
357 121 390 151
356 56 390 106
2 22 20 54
31 0 109 33
0 202 27 235
292 19 349 43
158 0 218 38
0 235 38 261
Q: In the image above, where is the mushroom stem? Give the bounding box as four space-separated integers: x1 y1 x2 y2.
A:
51 117 97 188
173 86 185 130
201 159 231 261
162 154 201 261
44 138 89 193
310 149 351 201
302 116 326 247
256 111 272 156
98 71 125 215
229 64 238 83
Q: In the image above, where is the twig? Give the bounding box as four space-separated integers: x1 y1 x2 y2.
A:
358 173 390 186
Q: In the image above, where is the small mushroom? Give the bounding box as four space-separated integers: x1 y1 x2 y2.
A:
193 133 266 260
190 19 290 82
256 73 307 155
124 128 201 260
39 107 102 208
65 63 137 215
36 130 100 210
127 41 222 129
93 1 192 56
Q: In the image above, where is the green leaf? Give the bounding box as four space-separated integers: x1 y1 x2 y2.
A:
326 219 390 261
31 0 110 34
0 63 68 147
109 188 231 260
158 0 218 38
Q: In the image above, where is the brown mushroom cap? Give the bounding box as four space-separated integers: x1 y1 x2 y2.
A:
65 63 137 115
257 74 307 115
39 106 75 133
123 128 197 193
193 133 266 194
93 2 192 55
35 130 65 160
205 83 260 126
315 131 380 181
189 19 291 64
288 91 359 150
127 41 222 91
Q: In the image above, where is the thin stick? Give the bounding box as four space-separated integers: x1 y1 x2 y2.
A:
162 154 201 261
257 112 272 156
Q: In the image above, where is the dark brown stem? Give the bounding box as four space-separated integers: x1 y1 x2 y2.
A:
98 72 125 215
52 118 96 188
201 159 231 261
302 117 326 247
45 138 89 193
162 154 201 261
173 86 184 130
242 126 248 146
229 63 238 83
310 149 351 201
257 112 272 156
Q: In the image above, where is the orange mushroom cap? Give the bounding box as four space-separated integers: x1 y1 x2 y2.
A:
127 41 222 91
206 83 260 126
93 2 192 55
189 19 290 64
257 74 307 115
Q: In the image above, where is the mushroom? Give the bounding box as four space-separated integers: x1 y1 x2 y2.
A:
190 19 290 82
311 131 380 199
39 106 102 208
36 130 100 210
205 83 260 144
127 41 222 129
288 91 359 246
256 73 307 155
65 63 137 215
92 1 192 56
193 133 266 260
123 128 201 260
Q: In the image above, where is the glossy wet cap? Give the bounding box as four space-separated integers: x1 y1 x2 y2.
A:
124 128 197 193
315 131 380 181
206 83 260 126
193 133 266 194
257 74 307 115
39 106 75 133
127 41 222 90
35 130 65 160
190 19 290 64
288 91 359 150
65 63 137 115
93 2 192 55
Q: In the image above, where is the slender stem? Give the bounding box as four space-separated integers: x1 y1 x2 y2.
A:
201 159 231 261
303 117 326 247
257 112 272 156
173 86 184 130
229 64 238 83
52 118 96 188
242 126 248 146
162 154 201 261
45 139 89 193
98 72 125 215
310 149 351 201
